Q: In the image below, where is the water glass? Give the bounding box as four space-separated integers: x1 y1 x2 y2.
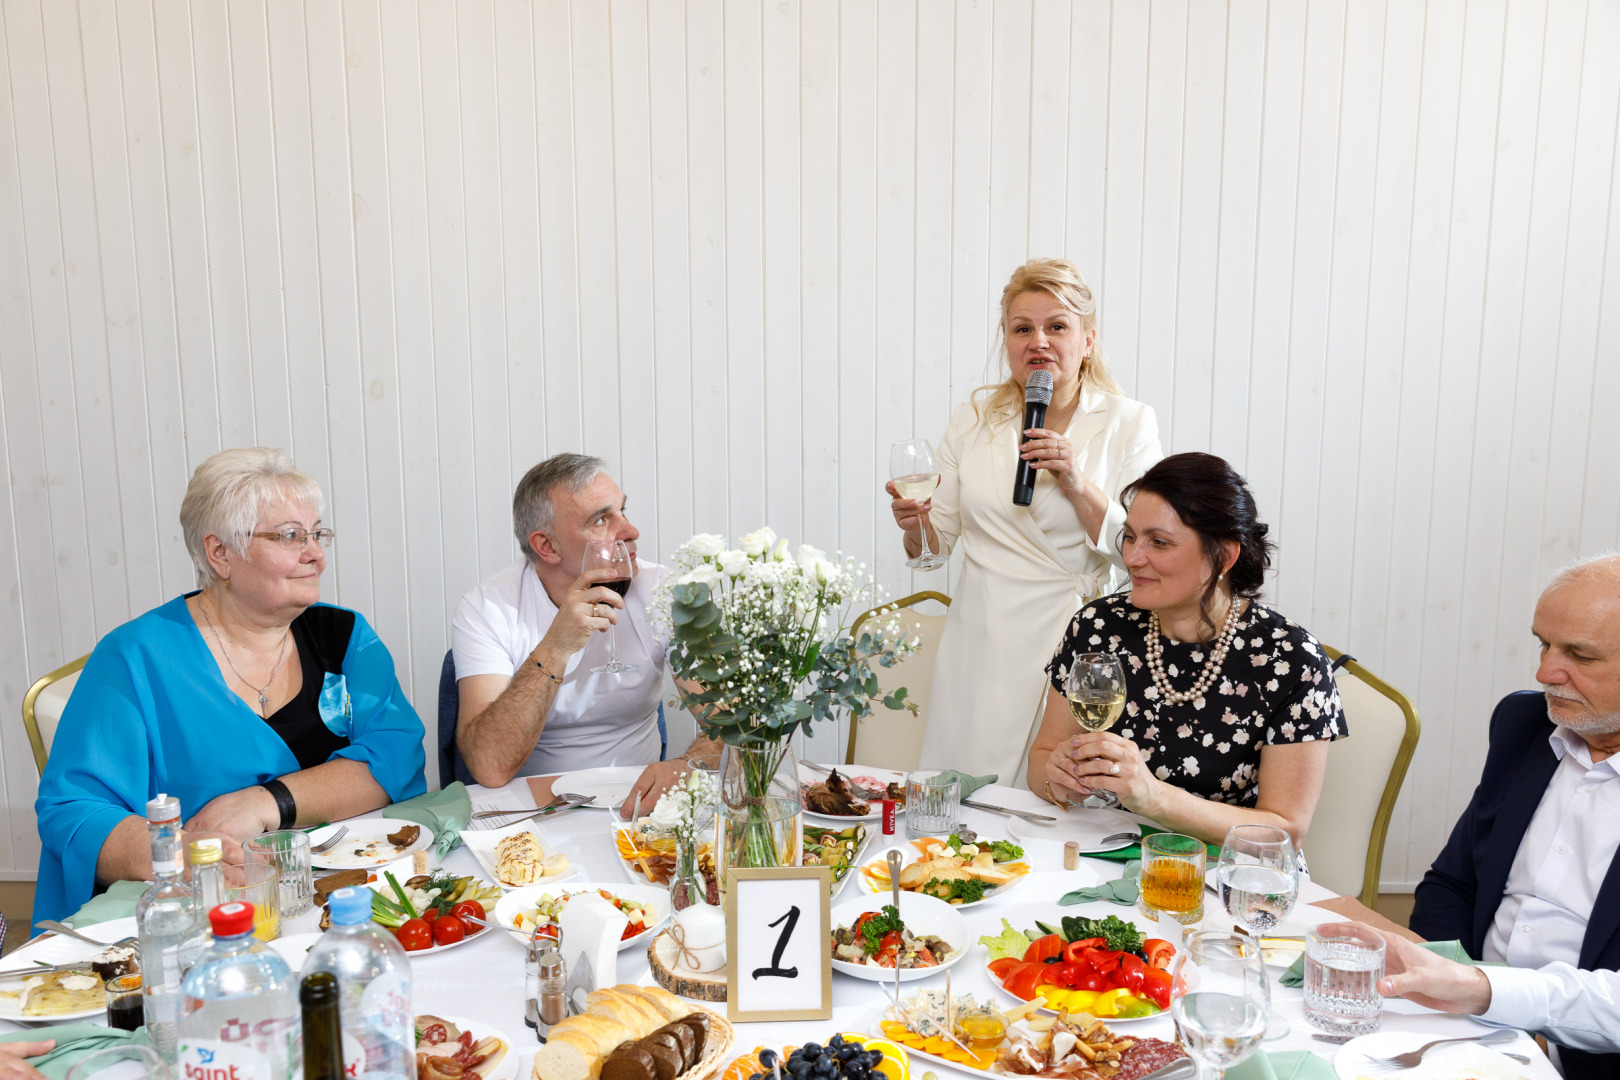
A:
1303 924 1385 1036
224 861 283 941
904 770 960 840
1139 832 1206 924
1216 825 1298 933
66 1045 170 1080
1169 931 1269 1080
244 829 314 919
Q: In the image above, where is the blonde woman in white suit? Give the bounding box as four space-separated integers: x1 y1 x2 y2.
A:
886 258 1162 787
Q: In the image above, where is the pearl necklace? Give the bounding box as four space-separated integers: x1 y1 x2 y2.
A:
1145 596 1245 705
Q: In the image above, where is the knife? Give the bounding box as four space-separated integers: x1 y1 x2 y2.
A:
0 961 99 980
1137 1059 1197 1080
962 799 1057 823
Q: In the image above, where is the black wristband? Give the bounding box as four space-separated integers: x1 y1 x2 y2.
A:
261 778 297 830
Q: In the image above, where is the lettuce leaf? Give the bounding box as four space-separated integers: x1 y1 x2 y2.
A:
978 918 1035 962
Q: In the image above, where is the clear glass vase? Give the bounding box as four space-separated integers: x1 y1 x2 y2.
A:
715 740 803 889
671 834 705 910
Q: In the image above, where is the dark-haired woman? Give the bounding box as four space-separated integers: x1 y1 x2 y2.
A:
1028 452 1344 845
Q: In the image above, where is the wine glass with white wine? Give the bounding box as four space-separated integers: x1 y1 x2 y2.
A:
1064 652 1127 808
891 438 949 570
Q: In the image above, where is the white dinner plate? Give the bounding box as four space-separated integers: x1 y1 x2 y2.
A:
419 1015 520 1080
1005 806 1142 853
493 881 670 951
829 892 971 982
1334 1032 1538 1080
799 764 906 825
856 838 1031 908
462 820 579 891
309 821 436 870
552 766 645 811
0 917 138 1023
361 877 502 955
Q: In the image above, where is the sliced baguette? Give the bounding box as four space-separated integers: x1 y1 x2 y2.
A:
531 1028 598 1080
561 1014 635 1057
620 985 688 1022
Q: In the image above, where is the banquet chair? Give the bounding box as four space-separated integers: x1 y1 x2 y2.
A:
845 591 950 771
1300 647 1420 909
21 654 89 775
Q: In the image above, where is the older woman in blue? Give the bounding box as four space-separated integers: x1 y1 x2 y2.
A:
34 448 425 926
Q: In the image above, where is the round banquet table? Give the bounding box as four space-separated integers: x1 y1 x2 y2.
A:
6 776 1557 1080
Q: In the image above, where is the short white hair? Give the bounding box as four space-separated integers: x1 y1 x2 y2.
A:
180 448 326 587
1545 552 1620 595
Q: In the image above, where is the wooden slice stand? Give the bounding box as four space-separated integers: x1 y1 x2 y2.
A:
647 928 728 1002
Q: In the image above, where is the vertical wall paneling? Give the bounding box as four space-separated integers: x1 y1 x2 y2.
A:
1 0 1618 885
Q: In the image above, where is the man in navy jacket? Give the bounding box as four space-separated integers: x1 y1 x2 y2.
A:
1411 554 1620 1079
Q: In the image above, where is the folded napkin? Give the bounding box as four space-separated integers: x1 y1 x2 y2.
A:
1225 1050 1336 1080
384 782 472 856
63 879 150 929
935 771 998 800
1089 823 1221 863
0 1023 149 1080
1060 860 1140 906
1279 939 1500 987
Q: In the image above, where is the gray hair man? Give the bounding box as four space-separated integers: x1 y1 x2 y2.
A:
451 454 717 814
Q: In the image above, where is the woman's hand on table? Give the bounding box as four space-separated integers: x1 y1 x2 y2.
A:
187 787 280 842
0 1040 54 1080
1050 731 1161 812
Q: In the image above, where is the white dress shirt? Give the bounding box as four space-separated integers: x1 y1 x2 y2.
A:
451 557 670 776
1484 726 1620 967
1481 962 1620 1054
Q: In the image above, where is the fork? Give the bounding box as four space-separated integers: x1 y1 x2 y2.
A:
309 825 350 853
35 920 140 952
1366 1028 1518 1068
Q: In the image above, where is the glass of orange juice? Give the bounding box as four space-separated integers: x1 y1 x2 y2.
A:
225 861 282 941
1139 832 1206 924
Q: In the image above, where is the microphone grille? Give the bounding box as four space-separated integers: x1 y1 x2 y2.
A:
1025 369 1054 405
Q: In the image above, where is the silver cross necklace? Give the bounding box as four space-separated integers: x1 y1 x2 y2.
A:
198 596 291 716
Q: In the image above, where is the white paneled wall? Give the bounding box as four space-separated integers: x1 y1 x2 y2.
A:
1 0 1617 885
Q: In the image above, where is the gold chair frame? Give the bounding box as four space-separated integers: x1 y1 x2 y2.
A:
847 590 951 766
1323 645 1421 909
21 653 89 775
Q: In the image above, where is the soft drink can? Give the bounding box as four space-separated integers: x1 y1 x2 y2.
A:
881 799 896 835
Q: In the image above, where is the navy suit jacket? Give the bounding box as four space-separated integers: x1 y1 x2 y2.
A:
1411 690 1620 1080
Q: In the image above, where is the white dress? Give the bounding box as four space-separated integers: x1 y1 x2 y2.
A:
915 386 1162 788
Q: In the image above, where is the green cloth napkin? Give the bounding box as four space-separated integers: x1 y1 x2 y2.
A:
384 782 471 856
1226 1050 1336 1080
0 1023 149 1080
1279 939 1501 987
1060 859 1140 905
936 771 998 800
63 879 150 928
1089 823 1221 863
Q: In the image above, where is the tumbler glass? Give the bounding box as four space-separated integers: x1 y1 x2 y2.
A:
245 829 314 919
904 771 961 840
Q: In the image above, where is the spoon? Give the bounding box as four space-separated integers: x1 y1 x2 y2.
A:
886 849 903 1008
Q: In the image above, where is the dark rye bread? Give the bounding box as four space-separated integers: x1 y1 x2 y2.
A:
640 1033 683 1080
600 1045 659 1080
657 1022 696 1070
671 1013 709 1055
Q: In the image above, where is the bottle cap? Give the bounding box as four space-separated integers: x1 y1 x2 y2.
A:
188 838 223 865
300 971 338 1007
328 886 372 926
145 794 180 824
209 902 256 937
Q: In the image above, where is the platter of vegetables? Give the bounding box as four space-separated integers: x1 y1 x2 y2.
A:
364 870 505 953
980 915 1178 1021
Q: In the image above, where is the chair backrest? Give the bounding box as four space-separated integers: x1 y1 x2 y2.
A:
845 591 951 771
1300 648 1420 908
21 654 89 775
437 648 470 789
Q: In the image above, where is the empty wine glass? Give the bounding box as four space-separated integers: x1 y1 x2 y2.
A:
1169 931 1270 1080
582 539 637 674
1064 652 1127 808
891 439 948 570
1216 824 1298 1038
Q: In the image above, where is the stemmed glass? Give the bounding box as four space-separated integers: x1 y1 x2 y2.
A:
891 439 948 570
1169 931 1270 1080
1216 824 1298 1038
1064 652 1127 808
582 539 637 674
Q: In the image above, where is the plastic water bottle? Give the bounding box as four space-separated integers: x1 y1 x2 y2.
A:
136 794 201 1066
178 902 301 1080
301 887 413 1080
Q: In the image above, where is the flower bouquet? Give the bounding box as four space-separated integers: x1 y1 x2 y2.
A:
659 528 918 877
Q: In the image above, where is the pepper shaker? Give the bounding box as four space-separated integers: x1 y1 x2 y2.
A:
526 927 567 1040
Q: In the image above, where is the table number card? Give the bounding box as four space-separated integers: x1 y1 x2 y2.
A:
724 866 833 1022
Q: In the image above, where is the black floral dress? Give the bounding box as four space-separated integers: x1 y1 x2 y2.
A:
1045 592 1345 807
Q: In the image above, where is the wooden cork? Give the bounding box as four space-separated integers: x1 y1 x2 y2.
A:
413 850 429 875
1064 841 1080 870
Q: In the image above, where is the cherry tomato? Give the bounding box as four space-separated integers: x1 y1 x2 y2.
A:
988 957 1021 978
1047 961 1082 989
1077 971 1109 993
1022 934 1066 964
432 916 467 946
421 907 441 924
1142 967 1173 1009
397 919 433 952
450 901 486 930
1142 938 1176 970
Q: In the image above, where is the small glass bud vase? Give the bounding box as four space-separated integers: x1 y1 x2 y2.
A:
671 834 704 911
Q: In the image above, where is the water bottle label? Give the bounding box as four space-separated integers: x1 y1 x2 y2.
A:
342 1032 365 1079
155 855 183 875
178 1038 273 1080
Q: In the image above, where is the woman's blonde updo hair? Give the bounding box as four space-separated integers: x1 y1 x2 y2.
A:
973 257 1123 424
180 447 326 587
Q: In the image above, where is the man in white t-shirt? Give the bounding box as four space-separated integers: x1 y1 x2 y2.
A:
451 454 719 813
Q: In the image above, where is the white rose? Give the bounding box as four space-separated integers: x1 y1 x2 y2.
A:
718 550 750 577
796 543 827 567
804 556 839 586
678 565 723 591
687 533 726 558
739 527 777 557
645 791 685 832
771 537 791 561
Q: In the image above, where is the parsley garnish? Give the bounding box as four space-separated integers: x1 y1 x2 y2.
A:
1061 914 1144 952
926 877 989 904
857 904 905 955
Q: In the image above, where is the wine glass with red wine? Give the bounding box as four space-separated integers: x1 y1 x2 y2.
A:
582 539 637 674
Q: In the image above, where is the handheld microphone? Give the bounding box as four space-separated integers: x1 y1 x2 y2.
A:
1013 370 1054 507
